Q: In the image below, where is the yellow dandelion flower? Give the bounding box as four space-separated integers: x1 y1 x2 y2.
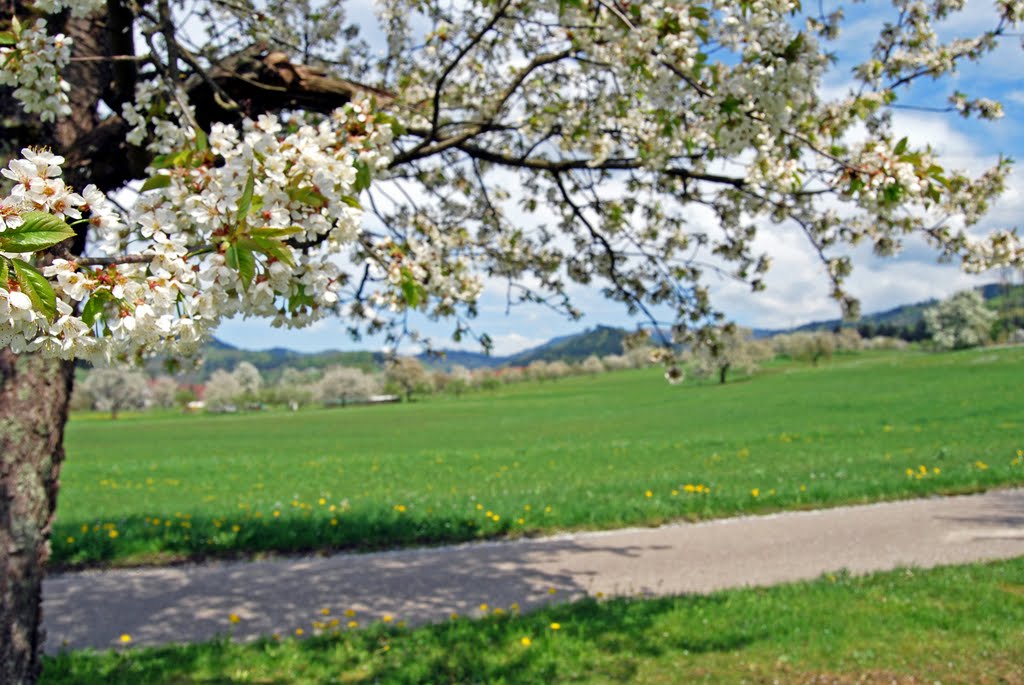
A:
644 490 653 498
671 490 679 496
273 510 280 518
548 587 557 595
450 612 459 620
348 620 358 628
475 503 484 510
66 536 75 544
320 607 331 616
975 460 988 470
550 622 561 631
479 603 489 613
492 515 500 522
345 609 356 617
229 613 241 624
750 488 760 498
119 633 132 644
295 628 304 636
382 614 393 623
520 636 531 646
799 485 807 492
108 530 119 539
231 525 240 533
318 498 326 506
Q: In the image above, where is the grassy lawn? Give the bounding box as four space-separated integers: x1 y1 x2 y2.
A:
54 347 1024 568
41 557 1024 684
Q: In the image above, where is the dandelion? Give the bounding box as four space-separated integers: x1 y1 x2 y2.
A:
644 490 653 498
229 613 241 624
318 498 326 505
295 628 304 636
382 614 393 623
231 525 240 533
548 587 557 595
550 622 561 631
520 636 532 646
479 603 489 613
66 536 74 544
119 634 132 643
751 488 760 498
345 609 356 617
109 530 119 539
320 608 331 616
348 620 358 628
975 460 989 470
450 612 459 620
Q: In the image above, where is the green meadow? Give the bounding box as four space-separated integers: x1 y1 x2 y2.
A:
54 346 1024 568
42 557 1024 684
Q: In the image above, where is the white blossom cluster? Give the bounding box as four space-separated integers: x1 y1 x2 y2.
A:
0 19 72 123
0 100 411 363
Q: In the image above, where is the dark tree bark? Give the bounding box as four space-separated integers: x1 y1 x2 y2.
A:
718 363 729 385
0 354 75 685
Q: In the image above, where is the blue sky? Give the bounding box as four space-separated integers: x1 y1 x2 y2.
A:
215 1 1024 355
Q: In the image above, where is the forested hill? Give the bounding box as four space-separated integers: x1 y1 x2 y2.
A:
181 282 1021 379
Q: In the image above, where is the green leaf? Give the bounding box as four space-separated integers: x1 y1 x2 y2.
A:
399 267 425 308
287 186 328 208
194 128 208 152
340 196 362 209
225 244 256 290
783 32 804 62
893 137 909 155
0 31 17 46
11 258 57 320
0 211 75 253
140 174 172 192
236 168 256 224
0 257 9 287
251 226 303 238
238 237 295 268
353 159 372 193
80 296 105 326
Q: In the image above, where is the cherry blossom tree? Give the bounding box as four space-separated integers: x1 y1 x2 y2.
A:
924 289 997 349
2 0 1024 681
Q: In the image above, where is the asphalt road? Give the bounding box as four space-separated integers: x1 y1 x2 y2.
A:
42 488 1024 652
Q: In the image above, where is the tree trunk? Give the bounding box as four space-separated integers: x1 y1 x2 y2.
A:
0 352 75 685
719 364 729 385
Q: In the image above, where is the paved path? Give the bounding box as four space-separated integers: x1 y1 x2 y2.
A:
43 488 1024 652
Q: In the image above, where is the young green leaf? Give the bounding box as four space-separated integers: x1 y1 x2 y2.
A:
80 296 105 327
287 186 327 208
353 160 372 193
11 258 57 320
0 257 9 287
225 244 257 290
239 237 296 267
0 31 18 46
0 211 76 253
140 174 172 192
893 137 909 155
236 167 256 224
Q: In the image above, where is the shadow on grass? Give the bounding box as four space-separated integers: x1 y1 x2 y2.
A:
42 594 766 685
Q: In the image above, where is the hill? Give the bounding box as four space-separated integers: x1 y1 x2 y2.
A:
171 282 1023 379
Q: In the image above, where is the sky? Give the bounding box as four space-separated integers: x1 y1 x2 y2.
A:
214 1 1024 356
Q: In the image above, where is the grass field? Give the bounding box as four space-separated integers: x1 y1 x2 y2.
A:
53 346 1024 568
41 557 1024 684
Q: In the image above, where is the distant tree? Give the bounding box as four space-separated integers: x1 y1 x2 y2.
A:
777 332 836 366
79 369 148 419
546 360 572 380
526 360 550 382
233 362 264 403
834 328 863 352
580 355 605 375
601 355 631 371
692 326 772 384
924 290 997 351
447 365 473 396
204 370 243 412
275 367 317 408
316 366 379 406
386 358 432 401
149 376 179 409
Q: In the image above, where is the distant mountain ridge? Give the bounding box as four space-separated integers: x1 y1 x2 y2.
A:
193 282 1021 379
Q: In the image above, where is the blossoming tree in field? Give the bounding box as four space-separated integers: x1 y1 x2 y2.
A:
1 0 1023 681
